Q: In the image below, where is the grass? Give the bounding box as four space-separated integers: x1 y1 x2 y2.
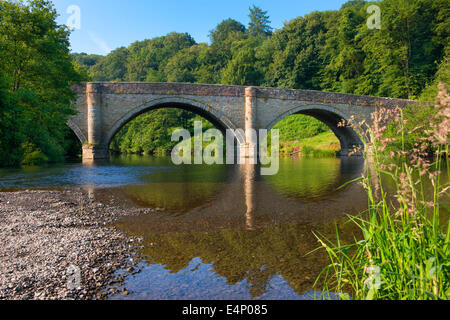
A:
273 114 340 158
273 114 330 142
316 154 449 300
314 86 450 300
279 132 340 157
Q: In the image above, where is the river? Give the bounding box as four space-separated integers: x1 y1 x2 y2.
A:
0 155 368 299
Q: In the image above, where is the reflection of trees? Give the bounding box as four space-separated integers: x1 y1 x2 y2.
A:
263 158 341 199
118 161 234 211
264 157 365 200
122 182 226 212
133 220 360 298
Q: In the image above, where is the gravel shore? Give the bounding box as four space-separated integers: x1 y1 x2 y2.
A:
0 190 154 300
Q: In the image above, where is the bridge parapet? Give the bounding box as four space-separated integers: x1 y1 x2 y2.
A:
72 82 413 107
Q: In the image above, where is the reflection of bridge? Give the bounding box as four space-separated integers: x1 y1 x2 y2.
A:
88 158 366 232
69 83 412 161
103 161 367 298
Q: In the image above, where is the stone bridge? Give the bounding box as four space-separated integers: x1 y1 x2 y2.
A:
69 82 412 161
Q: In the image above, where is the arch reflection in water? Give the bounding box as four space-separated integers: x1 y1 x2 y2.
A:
263 157 365 200
112 214 362 300
99 156 366 222
104 156 367 300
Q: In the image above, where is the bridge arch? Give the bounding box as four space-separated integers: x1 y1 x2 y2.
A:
103 97 246 150
266 104 364 155
67 119 87 144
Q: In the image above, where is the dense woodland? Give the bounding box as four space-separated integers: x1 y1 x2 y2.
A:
0 0 449 165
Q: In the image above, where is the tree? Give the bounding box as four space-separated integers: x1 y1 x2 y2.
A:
248 5 273 37
125 33 195 81
165 44 217 84
354 0 446 99
221 38 264 86
0 74 24 166
209 19 246 44
72 53 104 71
110 109 198 156
209 19 248 72
264 12 328 89
0 0 84 165
320 6 366 93
90 47 128 81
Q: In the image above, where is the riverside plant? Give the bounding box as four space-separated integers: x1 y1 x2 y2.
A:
314 83 450 300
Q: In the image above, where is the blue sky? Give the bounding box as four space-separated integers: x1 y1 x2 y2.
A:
52 0 349 55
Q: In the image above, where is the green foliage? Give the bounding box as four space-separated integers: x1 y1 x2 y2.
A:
221 37 265 86
21 142 49 165
72 53 103 70
125 33 196 82
300 146 337 158
318 152 450 300
0 0 84 166
383 104 436 155
209 18 247 44
248 5 273 37
110 109 215 156
165 44 215 83
420 48 450 102
383 51 450 155
277 132 340 157
273 114 330 142
320 6 366 93
91 48 128 82
264 11 328 90
209 19 248 73
0 77 24 166
355 0 445 98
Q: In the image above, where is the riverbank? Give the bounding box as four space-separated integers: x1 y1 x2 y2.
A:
0 190 155 300
280 132 340 157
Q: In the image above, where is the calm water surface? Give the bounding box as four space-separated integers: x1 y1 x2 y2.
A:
0 155 368 300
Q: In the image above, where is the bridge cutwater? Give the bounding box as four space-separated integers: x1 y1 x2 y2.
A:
68 82 413 162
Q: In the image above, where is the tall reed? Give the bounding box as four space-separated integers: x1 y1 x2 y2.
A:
315 83 450 300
